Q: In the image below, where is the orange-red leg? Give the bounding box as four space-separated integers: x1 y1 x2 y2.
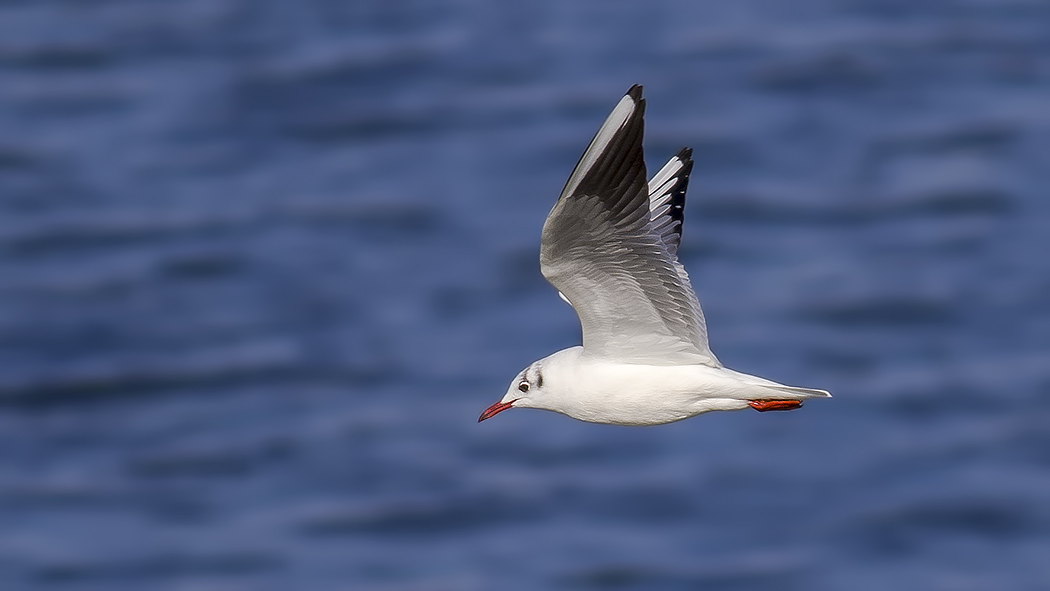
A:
748 399 803 412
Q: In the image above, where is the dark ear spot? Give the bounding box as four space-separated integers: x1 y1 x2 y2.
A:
536 371 543 388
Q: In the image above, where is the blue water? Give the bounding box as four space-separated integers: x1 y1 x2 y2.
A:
2 1 1050 589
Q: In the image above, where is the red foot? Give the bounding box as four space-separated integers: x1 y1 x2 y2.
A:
749 399 803 412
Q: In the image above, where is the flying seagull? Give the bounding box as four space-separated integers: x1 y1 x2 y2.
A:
480 85 830 425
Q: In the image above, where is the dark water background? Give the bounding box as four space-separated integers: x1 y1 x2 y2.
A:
2 1 1050 589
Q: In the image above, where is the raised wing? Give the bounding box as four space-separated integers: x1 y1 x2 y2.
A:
539 86 719 367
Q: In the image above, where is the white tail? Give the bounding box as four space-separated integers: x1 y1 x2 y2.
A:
763 385 832 399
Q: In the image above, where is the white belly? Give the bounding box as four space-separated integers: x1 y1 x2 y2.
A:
551 360 759 426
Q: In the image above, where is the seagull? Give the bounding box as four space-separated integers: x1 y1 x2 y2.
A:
479 85 830 425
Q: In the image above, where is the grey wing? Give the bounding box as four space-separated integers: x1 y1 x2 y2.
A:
540 86 720 367
646 147 718 366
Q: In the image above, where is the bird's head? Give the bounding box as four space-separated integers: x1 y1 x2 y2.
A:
478 356 558 422
479 348 582 422
479 363 543 422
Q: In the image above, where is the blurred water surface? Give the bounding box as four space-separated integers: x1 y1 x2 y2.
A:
2 1 1050 590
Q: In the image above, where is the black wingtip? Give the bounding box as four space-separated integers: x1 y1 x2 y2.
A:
668 148 693 236
627 84 643 101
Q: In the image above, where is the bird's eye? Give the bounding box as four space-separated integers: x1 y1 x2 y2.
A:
518 381 529 393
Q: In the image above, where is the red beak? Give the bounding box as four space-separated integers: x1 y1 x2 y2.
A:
478 399 516 422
